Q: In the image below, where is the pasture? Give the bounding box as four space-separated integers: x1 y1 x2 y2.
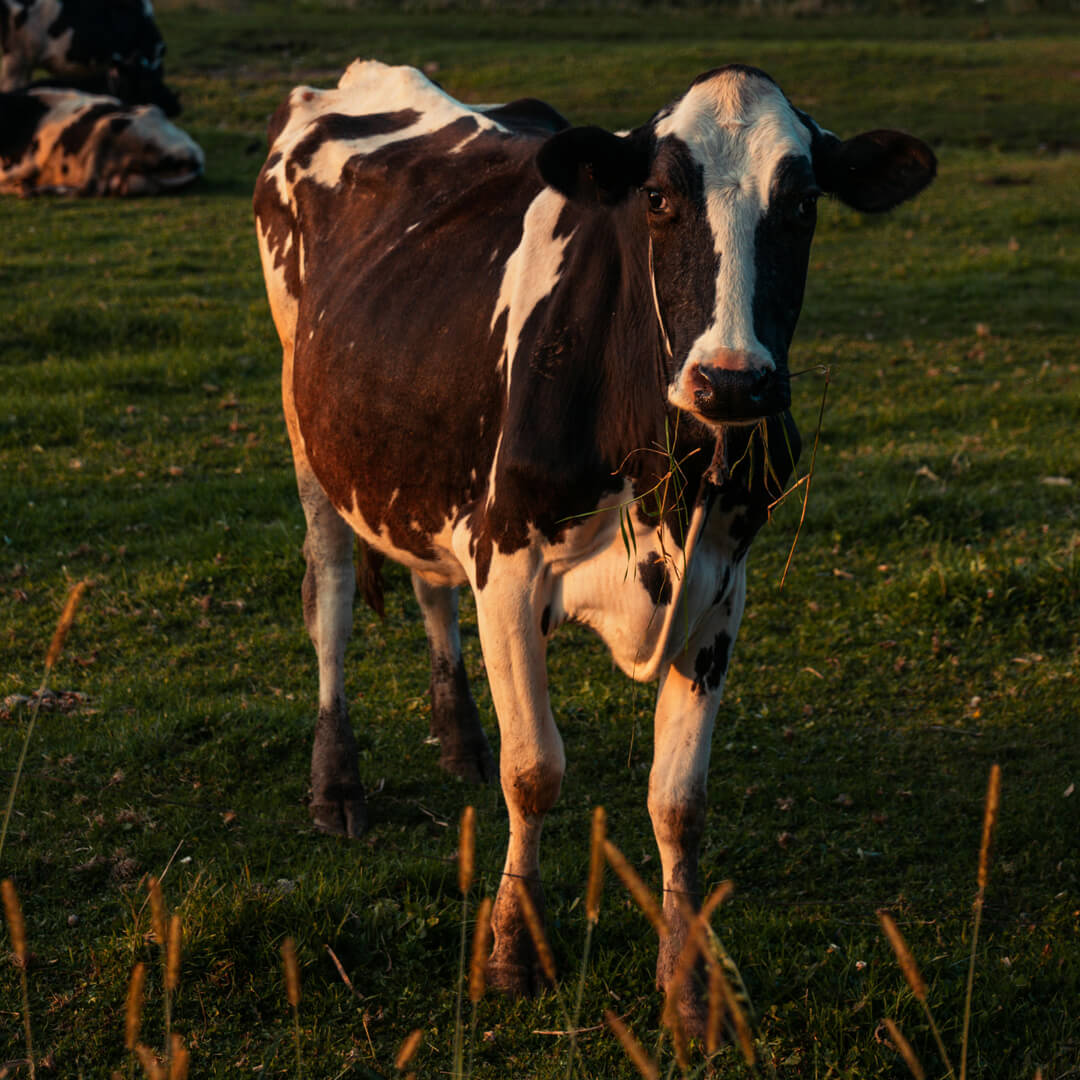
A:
1 5 1078 1077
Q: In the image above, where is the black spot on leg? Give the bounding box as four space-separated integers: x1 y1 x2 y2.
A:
638 552 672 606
540 605 551 636
691 631 732 695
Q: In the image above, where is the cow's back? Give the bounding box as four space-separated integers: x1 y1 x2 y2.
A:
254 62 562 576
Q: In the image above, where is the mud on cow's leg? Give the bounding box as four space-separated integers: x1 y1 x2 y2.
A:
649 563 747 1037
298 469 366 837
411 573 497 784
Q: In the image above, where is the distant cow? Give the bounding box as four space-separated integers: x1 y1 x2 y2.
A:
0 0 180 115
255 60 935 1029
0 87 202 195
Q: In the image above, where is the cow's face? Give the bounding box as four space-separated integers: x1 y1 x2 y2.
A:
537 65 936 430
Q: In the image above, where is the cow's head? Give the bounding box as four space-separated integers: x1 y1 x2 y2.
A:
536 65 936 429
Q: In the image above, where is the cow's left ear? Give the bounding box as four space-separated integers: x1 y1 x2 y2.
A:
537 126 650 206
814 129 936 214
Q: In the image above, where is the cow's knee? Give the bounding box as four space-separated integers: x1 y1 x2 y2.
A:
503 754 565 826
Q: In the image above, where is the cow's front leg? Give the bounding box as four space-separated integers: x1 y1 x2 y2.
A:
472 572 564 994
411 573 496 784
297 467 366 837
650 562 747 1036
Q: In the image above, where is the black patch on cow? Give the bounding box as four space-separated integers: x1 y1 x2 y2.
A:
638 552 672 606
56 101 121 156
750 153 818 380
691 630 732 695
288 109 421 176
0 91 49 165
486 97 570 136
109 114 132 134
540 605 551 636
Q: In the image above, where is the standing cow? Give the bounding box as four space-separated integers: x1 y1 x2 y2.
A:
254 60 935 1028
0 0 179 115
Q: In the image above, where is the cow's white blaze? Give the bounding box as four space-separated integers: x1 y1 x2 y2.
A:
657 69 813 412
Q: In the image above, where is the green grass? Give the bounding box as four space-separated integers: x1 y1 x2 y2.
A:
2 8 1078 1078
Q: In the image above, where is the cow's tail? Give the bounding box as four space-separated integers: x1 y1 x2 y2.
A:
355 539 386 618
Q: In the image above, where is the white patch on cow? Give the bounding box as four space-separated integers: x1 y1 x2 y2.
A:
265 60 506 204
490 187 573 380
657 69 813 410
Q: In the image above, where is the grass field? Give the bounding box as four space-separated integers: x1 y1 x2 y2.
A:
1 6 1078 1077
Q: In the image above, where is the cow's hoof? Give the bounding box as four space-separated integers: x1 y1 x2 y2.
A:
487 959 551 997
310 797 367 838
439 737 498 785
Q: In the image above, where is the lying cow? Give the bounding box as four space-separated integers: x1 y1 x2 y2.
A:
0 0 179 115
0 87 203 195
254 60 935 1029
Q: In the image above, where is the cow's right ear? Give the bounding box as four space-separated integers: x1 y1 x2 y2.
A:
537 126 650 206
814 129 937 214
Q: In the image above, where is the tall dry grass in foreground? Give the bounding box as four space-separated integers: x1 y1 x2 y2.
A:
877 764 1004 1080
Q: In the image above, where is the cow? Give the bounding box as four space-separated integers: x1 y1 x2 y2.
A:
0 0 180 115
254 59 936 1029
0 86 203 195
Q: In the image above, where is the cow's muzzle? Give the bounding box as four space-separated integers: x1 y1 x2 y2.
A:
685 361 790 424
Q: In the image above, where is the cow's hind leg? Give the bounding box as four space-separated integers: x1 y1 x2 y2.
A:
411 574 497 784
649 563 748 1037
298 467 366 837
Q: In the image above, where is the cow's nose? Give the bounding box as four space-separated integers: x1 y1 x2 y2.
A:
687 361 789 422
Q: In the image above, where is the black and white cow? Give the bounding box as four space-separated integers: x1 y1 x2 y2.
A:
0 86 202 195
0 0 179 115
254 60 935 1028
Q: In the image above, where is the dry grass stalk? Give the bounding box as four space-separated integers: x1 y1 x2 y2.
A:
148 878 167 947
135 1045 165 1080
1 879 27 965
585 806 606 923
125 962 147 1051
884 1018 926 1080
513 878 556 984
604 1010 658 1080
710 956 755 1066
706 959 725 1056
602 839 669 939
877 910 926 1001
45 579 91 669
282 938 301 1007
977 763 1002 892
459 806 476 896
604 1010 652 1080
469 897 493 1003
394 1028 422 1071
661 986 690 1075
2 879 34 1080
699 880 735 924
167 1035 189 1080
165 914 182 991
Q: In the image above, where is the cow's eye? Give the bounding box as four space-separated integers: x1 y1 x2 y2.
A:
792 192 820 225
645 189 668 215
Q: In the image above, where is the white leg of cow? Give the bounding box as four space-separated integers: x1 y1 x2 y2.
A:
297 465 366 837
411 574 497 784
649 562 747 1034
472 573 564 994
